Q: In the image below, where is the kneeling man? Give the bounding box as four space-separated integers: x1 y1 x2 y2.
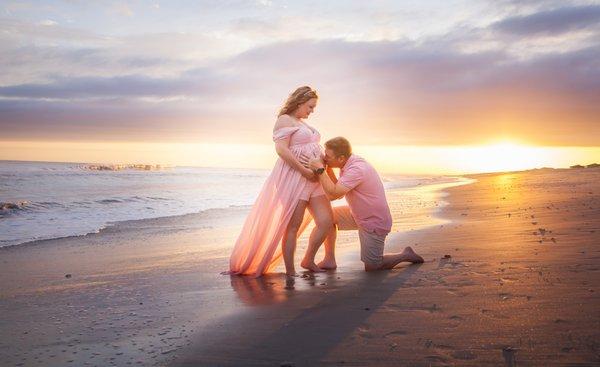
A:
304 137 424 271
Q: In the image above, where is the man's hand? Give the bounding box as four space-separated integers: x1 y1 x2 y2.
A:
308 157 324 171
299 154 325 171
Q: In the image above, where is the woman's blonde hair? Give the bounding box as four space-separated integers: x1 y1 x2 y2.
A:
278 86 318 117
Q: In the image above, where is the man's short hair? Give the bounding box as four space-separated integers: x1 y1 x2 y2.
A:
325 137 352 158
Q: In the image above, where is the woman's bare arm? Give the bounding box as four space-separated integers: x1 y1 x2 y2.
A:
273 116 315 179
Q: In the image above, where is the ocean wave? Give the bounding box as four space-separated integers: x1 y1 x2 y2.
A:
95 196 173 205
383 176 464 190
97 198 124 204
228 204 253 209
146 196 170 201
34 201 64 207
122 196 166 202
0 204 244 248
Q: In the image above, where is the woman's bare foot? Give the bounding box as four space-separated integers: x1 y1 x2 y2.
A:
317 258 337 270
286 270 298 277
300 259 326 272
402 246 424 263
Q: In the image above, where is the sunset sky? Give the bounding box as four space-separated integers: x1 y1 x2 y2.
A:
1 0 599 174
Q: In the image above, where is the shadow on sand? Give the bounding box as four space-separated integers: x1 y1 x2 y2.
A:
174 264 422 366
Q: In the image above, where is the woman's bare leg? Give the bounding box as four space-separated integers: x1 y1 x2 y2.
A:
301 195 334 272
282 200 308 277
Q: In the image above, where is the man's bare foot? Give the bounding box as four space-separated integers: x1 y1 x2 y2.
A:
300 259 326 272
402 246 424 263
286 271 298 277
317 258 337 270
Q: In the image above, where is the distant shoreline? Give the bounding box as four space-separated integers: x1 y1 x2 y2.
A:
2 158 598 176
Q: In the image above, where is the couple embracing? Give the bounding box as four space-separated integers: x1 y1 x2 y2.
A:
226 86 423 278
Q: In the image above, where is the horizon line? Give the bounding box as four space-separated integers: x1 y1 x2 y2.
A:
2 158 598 177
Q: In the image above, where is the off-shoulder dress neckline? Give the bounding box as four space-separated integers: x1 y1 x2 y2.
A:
287 114 316 135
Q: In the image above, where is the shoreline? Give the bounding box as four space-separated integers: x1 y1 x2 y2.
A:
1 175 467 250
0 205 253 251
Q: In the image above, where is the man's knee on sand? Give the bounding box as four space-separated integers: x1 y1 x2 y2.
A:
359 228 385 270
363 260 383 271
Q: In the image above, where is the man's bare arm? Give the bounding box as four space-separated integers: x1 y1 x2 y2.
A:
318 172 350 200
303 158 350 199
326 166 338 184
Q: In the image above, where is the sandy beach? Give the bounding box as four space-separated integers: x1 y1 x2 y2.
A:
1 168 599 366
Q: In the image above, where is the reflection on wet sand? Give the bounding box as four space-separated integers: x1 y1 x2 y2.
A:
229 271 331 306
229 273 291 306
229 269 365 306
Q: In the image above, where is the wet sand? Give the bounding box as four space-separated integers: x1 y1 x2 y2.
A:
1 168 599 366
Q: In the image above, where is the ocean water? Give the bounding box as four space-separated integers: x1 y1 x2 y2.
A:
0 160 459 248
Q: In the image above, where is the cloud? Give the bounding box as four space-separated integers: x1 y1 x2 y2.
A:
111 3 134 17
0 20 240 85
1 36 598 145
38 19 57 26
0 17 109 42
0 2 599 146
0 73 213 99
493 4 600 36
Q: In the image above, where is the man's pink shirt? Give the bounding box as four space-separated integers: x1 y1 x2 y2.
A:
338 154 392 236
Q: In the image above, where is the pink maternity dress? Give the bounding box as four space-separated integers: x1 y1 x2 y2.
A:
227 118 324 277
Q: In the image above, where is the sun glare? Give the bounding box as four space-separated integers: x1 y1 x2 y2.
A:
464 141 545 173
358 139 600 175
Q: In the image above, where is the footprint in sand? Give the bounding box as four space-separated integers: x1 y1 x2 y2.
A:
357 326 375 339
502 347 517 367
481 309 510 319
425 355 449 363
433 343 454 351
384 330 407 338
451 349 477 360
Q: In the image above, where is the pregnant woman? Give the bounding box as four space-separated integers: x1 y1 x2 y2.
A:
227 86 334 277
